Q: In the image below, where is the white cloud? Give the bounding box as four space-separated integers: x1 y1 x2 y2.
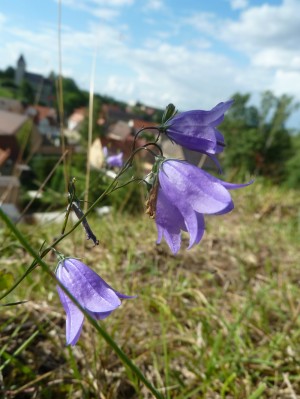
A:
58 0 134 20
222 0 300 56
89 8 119 21
186 0 300 72
0 20 124 80
184 0 300 112
144 0 164 11
0 12 6 25
273 70 300 97
220 0 300 103
102 42 243 110
93 0 134 5
252 48 300 70
61 0 134 7
185 12 216 36
1 0 300 126
229 0 248 10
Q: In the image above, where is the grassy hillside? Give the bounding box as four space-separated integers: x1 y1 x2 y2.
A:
0 181 300 398
0 86 15 98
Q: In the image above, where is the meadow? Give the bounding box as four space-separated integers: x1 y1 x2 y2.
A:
1 179 299 398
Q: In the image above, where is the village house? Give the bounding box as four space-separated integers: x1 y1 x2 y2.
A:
0 97 24 114
99 104 213 168
63 107 86 145
67 107 86 131
0 110 31 220
0 109 41 166
89 103 159 169
26 105 59 143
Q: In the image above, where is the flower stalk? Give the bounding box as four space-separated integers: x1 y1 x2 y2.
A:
0 207 165 399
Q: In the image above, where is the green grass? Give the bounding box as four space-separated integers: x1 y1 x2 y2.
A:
0 86 16 99
1 181 300 398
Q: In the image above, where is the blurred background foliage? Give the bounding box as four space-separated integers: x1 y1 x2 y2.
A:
221 91 299 187
19 87 300 214
21 154 145 215
3 59 297 213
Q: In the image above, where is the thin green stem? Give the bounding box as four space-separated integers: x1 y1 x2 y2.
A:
0 168 129 301
0 208 165 399
0 136 160 300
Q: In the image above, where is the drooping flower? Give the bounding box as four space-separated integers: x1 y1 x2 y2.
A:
56 258 133 345
107 152 123 168
103 147 124 168
146 158 252 254
160 100 233 155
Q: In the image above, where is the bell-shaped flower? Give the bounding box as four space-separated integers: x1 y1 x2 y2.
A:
106 152 123 168
56 258 133 345
147 159 252 254
162 100 233 155
103 147 124 168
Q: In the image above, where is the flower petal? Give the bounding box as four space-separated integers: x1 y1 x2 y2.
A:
115 292 137 299
159 161 232 214
156 176 206 251
57 285 84 346
56 258 134 345
164 100 233 155
93 311 113 320
59 259 121 312
221 179 255 190
107 152 123 168
169 100 233 127
155 187 186 254
167 126 218 153
188 212 205 248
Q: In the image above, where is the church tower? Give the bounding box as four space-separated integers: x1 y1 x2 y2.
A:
15 54 26 86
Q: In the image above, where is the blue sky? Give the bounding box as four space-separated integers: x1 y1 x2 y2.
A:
0 0 299 127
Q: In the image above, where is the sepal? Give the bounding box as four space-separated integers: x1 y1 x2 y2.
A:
161 103 177 126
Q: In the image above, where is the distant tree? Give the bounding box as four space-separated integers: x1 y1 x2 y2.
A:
222 91 298 183
226 93 259 126
63 91 89 115
0 66 15 80
257 92 298 181
1 80 18 89
53 76 89 116
62 77 79 92
4 66 15 80
20 80 35 104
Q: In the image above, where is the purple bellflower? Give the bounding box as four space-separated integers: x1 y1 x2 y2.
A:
103 147 124 168
146 158 252 254
102 146 109 160
161 100 233 156
56 257 133 346
107 152 123 168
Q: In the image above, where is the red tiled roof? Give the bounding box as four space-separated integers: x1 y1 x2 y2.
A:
30 105 57 122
